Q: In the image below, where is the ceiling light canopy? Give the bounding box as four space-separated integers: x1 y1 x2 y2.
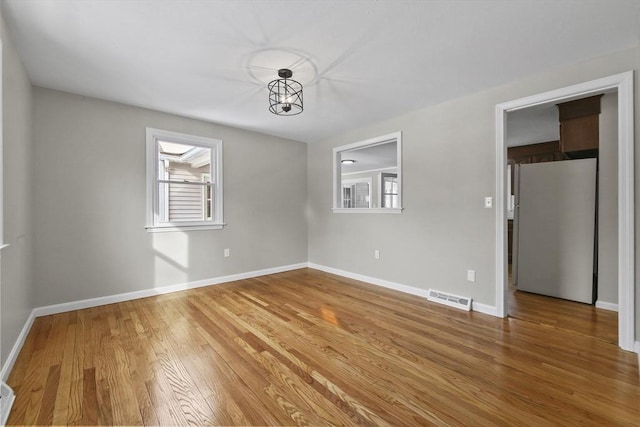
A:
268 69 303 116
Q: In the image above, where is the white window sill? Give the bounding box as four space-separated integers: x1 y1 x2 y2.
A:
0 243 9 251
332 208 403 214
145 223 226 233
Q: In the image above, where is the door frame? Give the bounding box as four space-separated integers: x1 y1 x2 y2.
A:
494 71 636 353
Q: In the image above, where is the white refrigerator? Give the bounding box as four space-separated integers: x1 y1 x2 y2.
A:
513 158 597 304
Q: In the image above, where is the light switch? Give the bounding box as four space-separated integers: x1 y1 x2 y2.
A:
484 197 492 208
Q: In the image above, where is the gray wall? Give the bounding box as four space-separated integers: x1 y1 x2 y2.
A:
0 11 34 367
308 46 639 327
598 92 618 305
33 88 308 306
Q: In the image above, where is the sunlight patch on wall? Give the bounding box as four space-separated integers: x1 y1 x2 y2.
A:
153 232 189 286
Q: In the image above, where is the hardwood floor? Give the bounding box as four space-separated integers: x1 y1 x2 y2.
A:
507 264 618 344
509 287 619 344
6 268 640 426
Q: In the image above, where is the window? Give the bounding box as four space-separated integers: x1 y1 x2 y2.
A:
333 131 402 213
342 178 371 208
380 173 398 208
146 128 223 231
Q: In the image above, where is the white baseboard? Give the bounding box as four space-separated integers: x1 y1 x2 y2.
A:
2 262 307 382
309 263 430 298
308 263 497 316
471 301 498 316
0 381 15 426
5 262 635 386
0 311 35 382
595 301 619 312
33 262 307 317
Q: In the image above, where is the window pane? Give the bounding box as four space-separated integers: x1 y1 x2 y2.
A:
157 141 211 182
342 182 370 208
381 174 398 208
203 184 213 220
384 194 398 208
354 182 369 208
343 187 352 208
384 179 397 192
158 182 213 222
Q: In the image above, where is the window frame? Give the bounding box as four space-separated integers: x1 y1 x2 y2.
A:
332 131 403 214
145 128 224 232
202 173 212 221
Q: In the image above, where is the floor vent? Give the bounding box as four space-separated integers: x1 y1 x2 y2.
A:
427 289 472 311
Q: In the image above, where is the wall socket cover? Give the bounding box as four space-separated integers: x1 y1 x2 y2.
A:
467 270 476 282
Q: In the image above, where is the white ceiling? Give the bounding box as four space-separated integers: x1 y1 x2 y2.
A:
2 0 638 143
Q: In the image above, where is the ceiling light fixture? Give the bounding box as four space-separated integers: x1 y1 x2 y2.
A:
268 68 303 116
341 159 356 164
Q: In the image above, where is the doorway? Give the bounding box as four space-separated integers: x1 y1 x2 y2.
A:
495 72 635 353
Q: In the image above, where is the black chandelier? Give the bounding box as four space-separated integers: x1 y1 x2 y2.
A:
268 68 303 116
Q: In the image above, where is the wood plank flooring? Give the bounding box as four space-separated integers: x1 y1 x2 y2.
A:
6 268 640 426
509 288 619 344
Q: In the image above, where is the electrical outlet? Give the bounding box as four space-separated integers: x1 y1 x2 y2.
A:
224 248 230 258
467 269 476 282
374 249 380 259
484 197 492 208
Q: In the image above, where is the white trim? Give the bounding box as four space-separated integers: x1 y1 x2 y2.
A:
495 71 635 352
595 301 619 312
341 166 397 176
0 244 9 251
495 104 507 318
0 42 3 249
310 263 429 298
333 131 402 212
332 208 403 214
471 301 498 316
1 382 15 427
0 311 35 382
33 262 307 317
615 72 636 353
308 263 497 315
202 173 212 220
145 223 225 233
145 128 224 230
635 341 640 355
0 263 307 382
334 131 402 153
